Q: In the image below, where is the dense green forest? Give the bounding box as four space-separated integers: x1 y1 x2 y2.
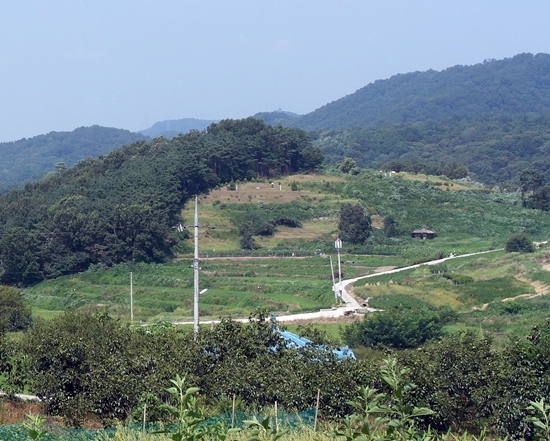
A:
266 53 550 131
3 310 550 440
0 126 147 191
0 119 322 285
313 112 550 185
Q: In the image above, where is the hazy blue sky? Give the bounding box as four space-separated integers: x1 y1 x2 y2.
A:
1 1 549 142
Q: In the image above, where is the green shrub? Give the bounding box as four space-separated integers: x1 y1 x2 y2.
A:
0 286 32 332
505 233 535 253
400 331 498 433
430 263 448 274
442 273 474 285
341 308 452 349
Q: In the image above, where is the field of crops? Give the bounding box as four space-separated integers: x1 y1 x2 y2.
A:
21 170 550 340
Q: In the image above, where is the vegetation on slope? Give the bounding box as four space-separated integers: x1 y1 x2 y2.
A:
0 119 322 285
292 53 550 131
314 112 550 185
0 126 147 191
17 169 550 324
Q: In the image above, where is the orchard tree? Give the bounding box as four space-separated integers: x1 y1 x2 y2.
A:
338 203 371 244
383 215 399 237
341 308 452 349
339 157 357 174
525 185 550 211
505 233 535 253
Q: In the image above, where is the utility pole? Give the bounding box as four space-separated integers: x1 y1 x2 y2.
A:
193 195 200 336
130 271 134 322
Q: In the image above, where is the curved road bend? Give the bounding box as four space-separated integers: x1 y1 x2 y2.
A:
246 249 503 323
338 249 503 311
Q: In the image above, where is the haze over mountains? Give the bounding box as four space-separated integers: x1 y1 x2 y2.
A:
2 53 550 188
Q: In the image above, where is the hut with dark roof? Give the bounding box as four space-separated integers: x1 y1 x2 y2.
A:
411 227 437 239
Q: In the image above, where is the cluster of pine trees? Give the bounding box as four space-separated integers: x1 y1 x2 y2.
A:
0 119 322 285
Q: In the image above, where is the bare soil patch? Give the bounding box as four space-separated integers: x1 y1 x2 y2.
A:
0 399 44 425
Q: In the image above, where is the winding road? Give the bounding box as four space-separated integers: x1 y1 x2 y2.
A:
271 249 502 323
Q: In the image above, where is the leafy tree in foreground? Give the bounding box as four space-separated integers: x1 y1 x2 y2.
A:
493 319 550 440
400 331 499 433
338 203 371 245
505 233 535 253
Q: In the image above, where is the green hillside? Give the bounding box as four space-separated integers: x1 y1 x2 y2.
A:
314 112 550 185
21 170 550 328
139 117 216 138
289 53 550 131
0 119 321 285
250 53 550 186
0 126 147 190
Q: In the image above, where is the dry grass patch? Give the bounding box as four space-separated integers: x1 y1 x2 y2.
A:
196 174 347 206
355 283 464 308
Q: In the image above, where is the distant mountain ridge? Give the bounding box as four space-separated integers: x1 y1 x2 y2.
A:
254 53 550 131
0 126 147 190
4 53 550 190
139 118 216 138
251 110 300 126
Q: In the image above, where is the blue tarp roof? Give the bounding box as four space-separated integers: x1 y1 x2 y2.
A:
276 328 356 360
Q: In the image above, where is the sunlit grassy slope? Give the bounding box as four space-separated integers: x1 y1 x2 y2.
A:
21 170 550 333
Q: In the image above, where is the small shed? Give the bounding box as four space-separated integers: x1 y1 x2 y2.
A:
411 227 437 239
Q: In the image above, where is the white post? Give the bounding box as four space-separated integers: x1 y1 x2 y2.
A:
130 272 134 322
335 238 343 302
193 195 200 336
330 256 337 301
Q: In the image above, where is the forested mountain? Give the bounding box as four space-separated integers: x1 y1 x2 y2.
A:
0 118 322 285
139 118 216 139
6 54 548 192
0 126 147 191
314 112 550 185
287 53 550 131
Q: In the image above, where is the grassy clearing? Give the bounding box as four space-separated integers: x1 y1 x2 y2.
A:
395 171 480 191
355 252 539 310
350 248 550 342
23 252 409 322
19 171 550 333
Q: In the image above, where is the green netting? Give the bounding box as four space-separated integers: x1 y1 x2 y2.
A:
0 409 315 440
201 408 316 430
